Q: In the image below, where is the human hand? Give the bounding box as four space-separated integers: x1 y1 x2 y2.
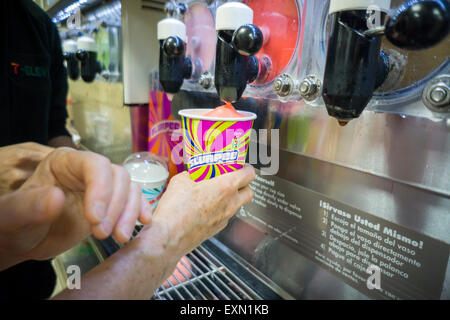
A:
0 142 54 196
0 148 153 263
50 165 255 300
138 165 255 260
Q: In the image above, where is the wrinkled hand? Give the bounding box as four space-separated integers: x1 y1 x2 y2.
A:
0 142 54 196
0 148 153 263
139 165 255 258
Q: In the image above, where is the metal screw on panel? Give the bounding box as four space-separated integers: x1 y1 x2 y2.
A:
430 86 447 103
273 79 282 91
423 75 450 113
299 75 321 101
199 72 213 89
273 74 294 97
300 79 314 95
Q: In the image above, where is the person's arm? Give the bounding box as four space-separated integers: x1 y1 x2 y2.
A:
47 21 75 148
54 221 177 300
53 166 255 300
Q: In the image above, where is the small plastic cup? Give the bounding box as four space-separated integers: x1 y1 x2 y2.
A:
123 152 169 208
178 108 257 182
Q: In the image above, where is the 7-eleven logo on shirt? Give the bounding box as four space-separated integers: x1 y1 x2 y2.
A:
10 62 49 78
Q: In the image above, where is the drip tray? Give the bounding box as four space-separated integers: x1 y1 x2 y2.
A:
99 234 289 300
154 245 262 300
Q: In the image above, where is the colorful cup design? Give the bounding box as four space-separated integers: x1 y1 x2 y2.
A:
178 109 257 182
123 152 169 208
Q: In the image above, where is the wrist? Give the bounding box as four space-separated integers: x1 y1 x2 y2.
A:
134 219 181 269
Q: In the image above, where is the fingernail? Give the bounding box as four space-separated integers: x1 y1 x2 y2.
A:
100 218 113 236
93 201 107 222
120 224 133 241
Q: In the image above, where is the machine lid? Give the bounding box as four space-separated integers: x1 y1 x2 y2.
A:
157 18 187 42
77 36 97 52
216 2 253 31
245 0 301 84
63 39 77 53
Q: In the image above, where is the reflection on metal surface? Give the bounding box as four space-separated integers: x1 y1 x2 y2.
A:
184 2 216 80
51 238 104 297
216 218 371 300
379 0 450 92
277 103 449 196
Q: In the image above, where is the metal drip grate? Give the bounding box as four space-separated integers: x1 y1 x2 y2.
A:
152 245 263 300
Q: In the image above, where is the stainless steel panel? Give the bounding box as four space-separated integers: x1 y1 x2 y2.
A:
272 101 450 196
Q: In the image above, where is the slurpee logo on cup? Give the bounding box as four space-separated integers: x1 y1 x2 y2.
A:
123 152 169 208
178 108 257 182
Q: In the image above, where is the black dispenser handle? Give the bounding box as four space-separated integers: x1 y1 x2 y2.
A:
63 51 80 81
231 24 263 56
159 36 192 93
75 49 99 83
385 0 450 50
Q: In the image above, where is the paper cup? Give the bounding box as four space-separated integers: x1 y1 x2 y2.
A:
123 152 169 208
178 108 257 182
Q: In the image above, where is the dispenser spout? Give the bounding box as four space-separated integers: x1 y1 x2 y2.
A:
322 0 450 124
214 3 263 103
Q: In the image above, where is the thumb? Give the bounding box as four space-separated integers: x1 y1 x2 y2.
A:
0 187 65 233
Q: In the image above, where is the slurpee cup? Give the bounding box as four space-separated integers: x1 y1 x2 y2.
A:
123 152 169 208
178 108 256 182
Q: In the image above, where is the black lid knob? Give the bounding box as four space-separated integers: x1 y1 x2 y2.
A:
178 2 188 15
163 36 186 57
62 52 72 61
232 24 263 56
386 0 450 50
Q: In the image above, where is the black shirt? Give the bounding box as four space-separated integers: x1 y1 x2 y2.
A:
0 0 70 299
0 0 70 147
